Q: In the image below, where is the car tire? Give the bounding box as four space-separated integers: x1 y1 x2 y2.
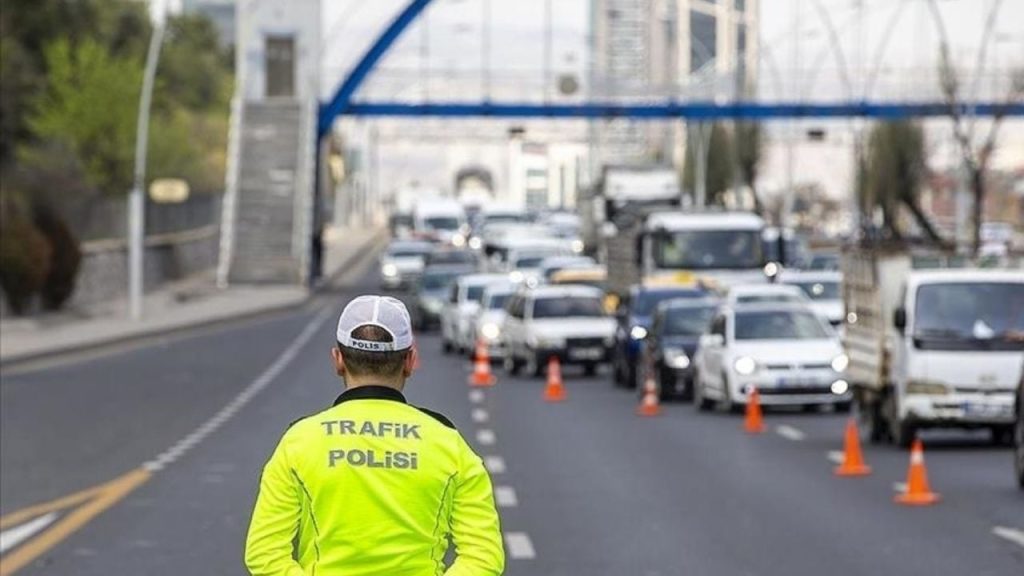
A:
583 362 598 377
695 372 714 412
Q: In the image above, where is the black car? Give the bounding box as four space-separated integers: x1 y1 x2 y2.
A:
1015 372 1023 489
639 298 719 401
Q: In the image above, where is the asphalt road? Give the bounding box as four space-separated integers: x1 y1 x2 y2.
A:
1 263 1022 575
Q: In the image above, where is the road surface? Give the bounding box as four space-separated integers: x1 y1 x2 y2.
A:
2 262 1022 575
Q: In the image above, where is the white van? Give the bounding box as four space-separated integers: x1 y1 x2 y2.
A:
413 199 468 246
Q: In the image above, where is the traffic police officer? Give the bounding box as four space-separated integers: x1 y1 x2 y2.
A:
245 295 505 575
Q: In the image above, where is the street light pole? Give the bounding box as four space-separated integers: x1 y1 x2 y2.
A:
128 1 169 320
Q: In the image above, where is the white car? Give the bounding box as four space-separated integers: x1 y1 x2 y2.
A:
694 303 851 412
781 271 843 328
537 255 597 284
725 284 810 306
472 283 516 359
440 274 507 354
505 241 574 286
502 285 616 377
379 240 433 290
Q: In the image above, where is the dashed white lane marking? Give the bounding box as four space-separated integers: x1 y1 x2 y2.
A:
494 486 518 507
476 429 496 446
992 526 1024 549
142 307 333 472
0 512 58 554
893 482 908 493
471 408 489 423
775 425 806 441
826 451 845 465
505 532 536 559
484 456 506 474
469 390 485 404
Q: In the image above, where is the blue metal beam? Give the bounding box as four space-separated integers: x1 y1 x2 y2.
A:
341 100 1024 120
318 0 435 137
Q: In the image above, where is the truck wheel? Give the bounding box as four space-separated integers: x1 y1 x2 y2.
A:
891 419 916 449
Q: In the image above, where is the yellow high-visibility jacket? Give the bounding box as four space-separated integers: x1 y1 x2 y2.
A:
244 385 504 576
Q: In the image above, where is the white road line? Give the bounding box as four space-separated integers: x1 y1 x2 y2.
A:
504 532 536 559
494 486 518 507
0 512 58 554
142 307 333 472
471 408 489 423
484 456 507 474
893 482 907 493
826 450 845 465
469 390 485 404
992 526 1024 549
775 425 806 441
476 429 496 446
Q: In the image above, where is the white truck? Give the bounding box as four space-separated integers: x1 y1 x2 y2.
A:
842 246 1024 447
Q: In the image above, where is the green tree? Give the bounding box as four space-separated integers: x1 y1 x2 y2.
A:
734 121 765 214
683 123 734 206
28 38 144 196
862 120 946 245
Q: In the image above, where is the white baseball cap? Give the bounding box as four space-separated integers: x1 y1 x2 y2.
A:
336 295 414 352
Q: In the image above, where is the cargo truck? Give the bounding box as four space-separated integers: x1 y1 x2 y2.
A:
842 245 1024 447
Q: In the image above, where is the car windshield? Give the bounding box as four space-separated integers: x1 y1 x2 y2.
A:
487 293 510 309
466 285 487 303
389 246 430 258
421 272 461 290
662 306 716 336
485 214 527 224
734 310 832 340
532 297 606 319
424 216 461 230
429 251 476 265
913 282 1024 351
735 294 804 304
633 290 704 316
514 256 546 268
653 230 763 270
807 254 840 271
788 281 840 301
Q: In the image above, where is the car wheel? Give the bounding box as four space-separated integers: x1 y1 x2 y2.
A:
695 372 714 412
583 362 598 377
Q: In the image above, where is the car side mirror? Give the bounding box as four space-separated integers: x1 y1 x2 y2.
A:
893 307 906 332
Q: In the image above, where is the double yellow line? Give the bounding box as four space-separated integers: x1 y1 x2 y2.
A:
0 469 150 575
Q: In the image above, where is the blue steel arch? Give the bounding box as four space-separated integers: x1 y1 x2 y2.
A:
318 0 1023 138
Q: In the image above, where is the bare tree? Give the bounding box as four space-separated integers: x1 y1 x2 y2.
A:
927 0 1024 255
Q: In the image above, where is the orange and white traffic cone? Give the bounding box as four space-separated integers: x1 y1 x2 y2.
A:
467 340 496 388
743 388 766 434
542 356 567 402
636 366 662 417
894 438 940 506
834 418 872 477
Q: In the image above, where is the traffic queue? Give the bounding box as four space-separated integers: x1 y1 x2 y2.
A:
381 195 1024 491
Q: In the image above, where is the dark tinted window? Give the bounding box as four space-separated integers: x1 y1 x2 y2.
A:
532 297 605 319
421 271 461 290
424 216 460 230
488 293 510 310
466 285 486 303
734 310 831 340
653 230 763 270
662 306 717 336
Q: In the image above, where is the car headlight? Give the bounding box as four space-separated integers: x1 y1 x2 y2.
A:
571 239 585 254
424 299 444 313
630 326 648 340
481 323 500 340
452 234 466 247
469 237 483 250
830 353 849 373
665 347 690 370
906 380 949 396
382 263 398 277
830 379 849 395
509 271 524 283
733 356 758 376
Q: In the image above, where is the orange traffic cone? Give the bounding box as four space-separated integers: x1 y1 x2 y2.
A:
834 418 872 477
895 439 940 506
467 340 496 387
636 367 661 417
542 356 567 402
743 388 765 434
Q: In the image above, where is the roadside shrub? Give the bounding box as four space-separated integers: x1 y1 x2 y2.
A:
0 213 52 314
33 203 81 310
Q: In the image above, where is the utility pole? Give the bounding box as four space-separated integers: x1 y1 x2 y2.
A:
128 0 169 320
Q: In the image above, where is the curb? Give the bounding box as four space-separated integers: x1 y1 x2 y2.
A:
0 228 388 370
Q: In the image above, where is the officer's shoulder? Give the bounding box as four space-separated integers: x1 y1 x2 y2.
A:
284 407 329 434
413 406 457 430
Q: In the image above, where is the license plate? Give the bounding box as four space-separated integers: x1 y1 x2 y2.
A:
569 347 603 360
962 402 1009 417
777 377 818 388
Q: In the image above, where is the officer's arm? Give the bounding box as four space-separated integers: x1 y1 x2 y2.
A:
244 438 305 576
445 439 505 576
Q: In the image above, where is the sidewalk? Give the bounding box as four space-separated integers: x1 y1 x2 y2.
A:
0 226 386 366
